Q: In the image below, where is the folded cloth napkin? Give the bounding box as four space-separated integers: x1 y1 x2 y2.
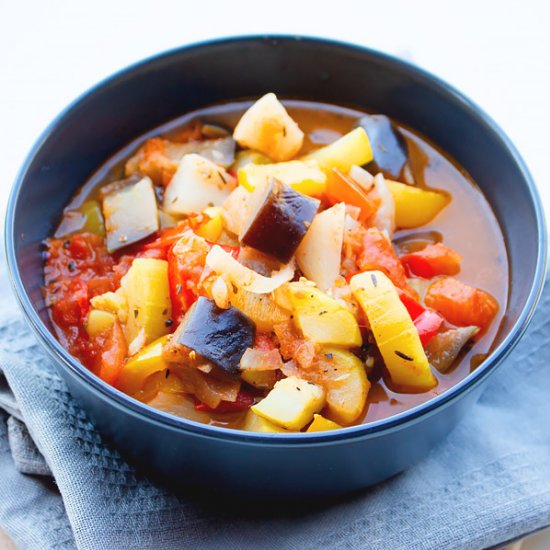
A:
1 250 550 550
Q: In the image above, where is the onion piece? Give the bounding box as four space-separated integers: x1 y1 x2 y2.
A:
240 348 284 371
205 245 295 294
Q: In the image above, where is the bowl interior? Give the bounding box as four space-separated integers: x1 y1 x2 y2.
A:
7 36 546 429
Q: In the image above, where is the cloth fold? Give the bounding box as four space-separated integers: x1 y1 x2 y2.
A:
0 249 549 549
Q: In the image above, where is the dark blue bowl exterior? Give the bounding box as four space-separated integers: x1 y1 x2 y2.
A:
5 36 546 497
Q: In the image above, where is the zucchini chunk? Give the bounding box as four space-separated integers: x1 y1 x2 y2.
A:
174 297 256 375
121 258 172 344
279 282 362 347
102 176 159 252
307 414 342 432
350 270 436 391
252 376 325 430
240 177 319 263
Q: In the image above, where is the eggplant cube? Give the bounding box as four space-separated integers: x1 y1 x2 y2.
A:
102 176 159 252
357 115 408 179
174 297 256 375
240 177 319 263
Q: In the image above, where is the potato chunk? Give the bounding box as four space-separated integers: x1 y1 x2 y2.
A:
163 154 234 216
252 376 325 430
233 93 304 161
243 411 288 433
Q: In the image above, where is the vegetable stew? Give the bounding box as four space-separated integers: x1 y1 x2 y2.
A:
43 95 508 433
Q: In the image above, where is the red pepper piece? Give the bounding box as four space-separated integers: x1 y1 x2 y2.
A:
413 309 444 347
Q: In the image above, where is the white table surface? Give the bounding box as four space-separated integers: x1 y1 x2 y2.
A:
1 1 549 548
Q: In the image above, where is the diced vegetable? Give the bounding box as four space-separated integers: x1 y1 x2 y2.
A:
301 127 373 173
413 310 443 347
426 326 479 373
55 200 106 238
206 245 295 294
386 180 450 228
117 335 170 396
86 309 116 337
98 321 127 385
90 290 127 322
241 369 278 390
233 93 304 162
163 154 235 216
229 286 291 332
295 202 345 292
231 150 272 172
173 297 255 375
240 178 319 263
401 243 462 278
307 414 342 432
121 258 172 344
238 160 327 197
280 282 362 347
358 228 410 291
350 271 436 390
194 389 254 413
167 230 211 324
239 347 283 371
243 410 288 433
316 348 370 424
125 136 236 186
397 288 425 321
251 376 325 430
222 185 252 236
357 115 408 179
195 206 224 242
102 177 159 252
425 278 498 331
325 169 378 224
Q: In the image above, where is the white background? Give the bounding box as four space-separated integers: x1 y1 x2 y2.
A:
1 1 549 546
1 0 549 222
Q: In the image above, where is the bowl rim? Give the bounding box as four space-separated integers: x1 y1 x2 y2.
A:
5 34 547 444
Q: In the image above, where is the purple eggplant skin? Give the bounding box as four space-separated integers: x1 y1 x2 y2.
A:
175 297 256 375
357 115 408 179
241 178 320 263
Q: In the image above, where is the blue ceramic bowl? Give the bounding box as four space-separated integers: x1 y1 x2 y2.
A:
5 36 546 497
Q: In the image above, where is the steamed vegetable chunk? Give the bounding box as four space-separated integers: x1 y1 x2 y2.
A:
163 154 235 215
233 93 304 161
45 94 506 433
387 180 449 228
280 282 362 347
174 297 255 375
252 376 325 430
351 271 436 390
121 258 172 344
102 176 159 252
240 177 319 263
238 160 327 197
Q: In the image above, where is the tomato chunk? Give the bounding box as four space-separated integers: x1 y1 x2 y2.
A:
97 321 127 385
358 228 411 291
425 278 498 331
401 243 462 279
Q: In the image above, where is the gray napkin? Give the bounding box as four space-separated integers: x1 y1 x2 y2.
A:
1 248 549 550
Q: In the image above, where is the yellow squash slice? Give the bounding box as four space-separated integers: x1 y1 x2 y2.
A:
350 271 436 390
